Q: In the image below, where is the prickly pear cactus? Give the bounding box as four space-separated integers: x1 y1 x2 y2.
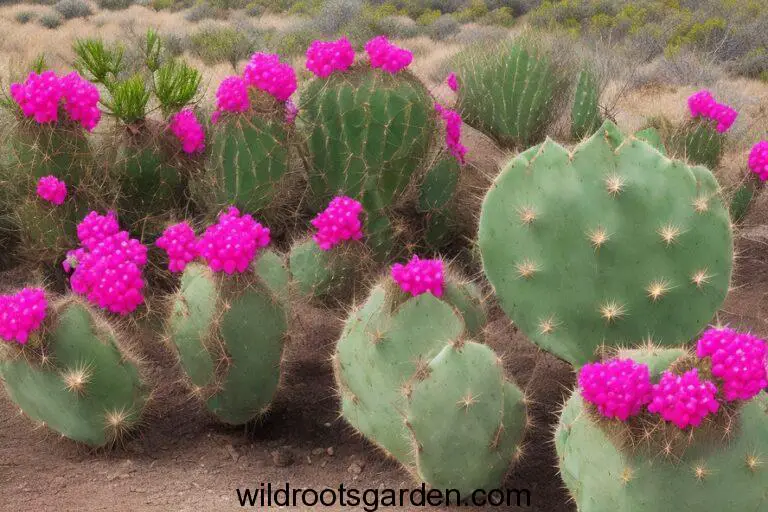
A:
672 118 724 169
456 41 566 148
729 182 754 224
200 105 302 234
288 237 374 307
416 157 462 249
554 347 768 511
164 250 290 425
0 295 150 447
478 121 733 366
301 66 435 256
334 273 524 494
634 127 666 155
571 68 601 140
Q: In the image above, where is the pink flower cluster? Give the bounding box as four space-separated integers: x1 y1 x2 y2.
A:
647 369 720 429
310 196 363 251
578 359 653 421
696 327 767 402
391 255 444 297
65 211 147 315
10 71 100 131
243 53 297 102
446 72 458 92
0 288 47 345
435 103 467 165
306 37 355 78
212 76 249 123
748 141 768 181
365 36 413 74
60 72 101 132
156 222 199 273
196 207 271 274
169 109 205 154
687 90 738 133
36 175 67 206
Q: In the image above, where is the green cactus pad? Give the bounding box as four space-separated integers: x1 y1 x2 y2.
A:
729 183 754 224
554 348 768 511
0 296 149 447
165 252 289 424
288 238 373 307
571 68 602 140
634 127 666 155
479 121 733 366
672 118 724 170
456 41 566 148
334 276 522 493
302 66 435 247
418 158 460 212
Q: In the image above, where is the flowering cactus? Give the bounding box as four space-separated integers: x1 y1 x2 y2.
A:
36 175 67 206
60 72 101 132
365 36 413 74
0 288 48 344
169 109 205 154
435 103 467 165
687 89 738 133
284 99 298 124
306 37 355 78
156 222 199 273
391 255 444 297
577 358 652 421
696 327 767 402
76 211 120 250
748 140 768 181
212 76 250 123
446 72 458 92
196 207 271 274
243 52 297 102
647 368 720 429
310 196 364 251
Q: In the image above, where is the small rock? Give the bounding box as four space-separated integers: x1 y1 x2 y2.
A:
320 461 327 468
271 448 294 467
324 422 331 427
326 447 335 456
348 463 363 475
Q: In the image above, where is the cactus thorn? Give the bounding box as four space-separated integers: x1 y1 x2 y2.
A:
62 364 92 395
515 259 539 279
620 467 634 485
746 454 762 472
658 224 683 245
647 279 671 302
588 226 610 250
693 464 711 481
517 206 536 225
692 196 709 213
457 391 479 411
599 301 626 323
604 174 624 196
538 315 558 335
691 268 712 288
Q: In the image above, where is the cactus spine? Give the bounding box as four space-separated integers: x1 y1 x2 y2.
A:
0 295 150 447
554 347 768 511
478 121 733 366
164 250 290 424
333 271 526 493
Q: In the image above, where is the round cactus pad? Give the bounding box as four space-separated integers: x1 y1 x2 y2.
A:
479 121 733 366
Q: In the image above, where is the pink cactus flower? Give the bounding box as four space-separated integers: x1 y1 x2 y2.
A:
310 196 364 251
748 141 768 181
578 358 653 421
435 103 467 165
696 327 767 402
196 207 271 274
156 222 199 273
0 288 48 345
36 175 67 206
212 76 250 123
169 109 205 154
76 211 121 250
364 36 413 74
306 37 355 78
60 72 101 131
284 99 298 125
687 89 738 133
446 72 458 92
648 369 720 429
68 212 147 315
10 70 64 125
391 255 444 297
243 52 297 102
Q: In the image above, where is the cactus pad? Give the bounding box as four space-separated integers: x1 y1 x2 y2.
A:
165 250 289 424
479 121 733 365
0 296 149 447
571 68 602 140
